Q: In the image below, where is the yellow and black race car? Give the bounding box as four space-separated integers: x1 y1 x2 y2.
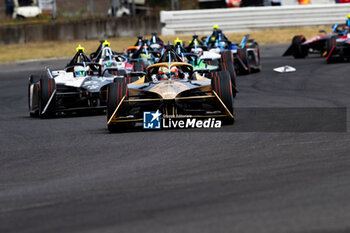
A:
106 49 235 132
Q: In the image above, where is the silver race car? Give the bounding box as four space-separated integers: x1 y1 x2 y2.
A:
28 45 130 118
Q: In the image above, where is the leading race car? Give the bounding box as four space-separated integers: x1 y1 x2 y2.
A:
106 48 235 132
28 45 129 118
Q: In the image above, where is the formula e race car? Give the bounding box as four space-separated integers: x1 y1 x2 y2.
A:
106 49 235 132
201 28 262 75
175 37 220 73
90 40 134 74
148 32 164 53
175 38 237 96
283 24 350 59
28 46 136 118
126 38 161 72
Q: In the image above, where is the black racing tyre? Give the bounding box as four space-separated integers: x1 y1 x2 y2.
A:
219 51 237 97
326 36 337 64
38 75 56 118
133 60 147 72
124 75 140 84
29 74 41 83
291 35 308 59
28 75 41 117
211 71 234 125
107 79 129 132
247 40 262 73
117 69 127 77
132 61 140 72
207 59 219 66
237 48 251 75
113 75 139 84
107 69 126 77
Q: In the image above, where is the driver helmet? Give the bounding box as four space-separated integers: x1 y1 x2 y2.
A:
150 43 161 50
191 47 203 56
158 67 169 80
141 53 151 62
103 59 115 68
170 67 179 79
218 41 227 48
74 66 90 77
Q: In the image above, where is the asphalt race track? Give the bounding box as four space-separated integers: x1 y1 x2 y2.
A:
1 44 350 233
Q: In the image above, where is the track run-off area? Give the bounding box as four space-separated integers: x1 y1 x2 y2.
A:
1 44 350 233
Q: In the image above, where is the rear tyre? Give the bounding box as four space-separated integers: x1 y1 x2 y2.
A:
219 51 237 97
291 35 308 59
133 60 147 72
123 74 140 84
28 75 41 117
237 49 251 75
107 79 129 132
117 69 127 77
207 59 219 66
38 75 56 119
247 40 262 73
211 71 234 125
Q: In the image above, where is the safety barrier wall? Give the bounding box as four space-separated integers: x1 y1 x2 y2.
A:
160 4 350 35
0 15 161 45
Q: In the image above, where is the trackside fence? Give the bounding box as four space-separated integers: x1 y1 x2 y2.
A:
160 4 350 35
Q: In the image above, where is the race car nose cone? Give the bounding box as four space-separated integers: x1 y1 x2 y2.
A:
150 80 190 100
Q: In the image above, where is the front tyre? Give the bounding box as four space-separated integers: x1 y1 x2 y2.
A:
211 71 235 125
28 75 41 117
291 35 308 59
237 48 251 75
247 39 262 73
107 79 129 132
38 75 56 118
